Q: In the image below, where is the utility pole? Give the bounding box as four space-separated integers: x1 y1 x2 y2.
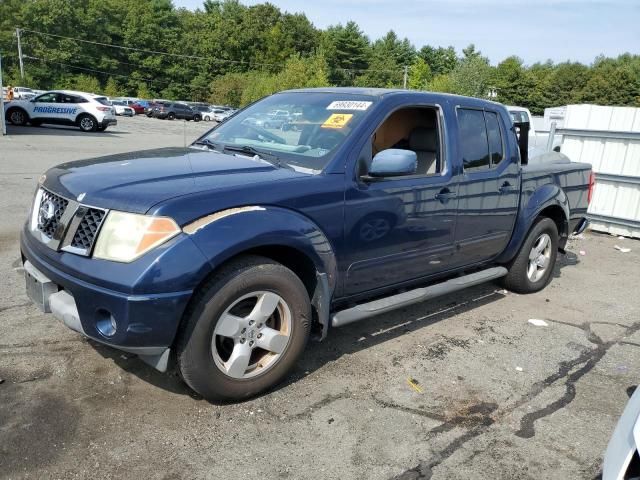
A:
1 54 6 135
402 65 408 89
16 28 25 81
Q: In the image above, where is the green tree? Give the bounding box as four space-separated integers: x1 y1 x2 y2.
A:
322 21 370 86
104 77 121 97
450 55 493 98
72 74 101 93
419 45 457 76
408 57 431 91
493 56 534 106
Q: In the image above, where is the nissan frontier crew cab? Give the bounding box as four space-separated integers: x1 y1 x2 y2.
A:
21 88 593 401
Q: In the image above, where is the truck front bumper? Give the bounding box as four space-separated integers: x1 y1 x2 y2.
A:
20 228 204 371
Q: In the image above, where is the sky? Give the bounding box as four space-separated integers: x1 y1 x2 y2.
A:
173 0 639 65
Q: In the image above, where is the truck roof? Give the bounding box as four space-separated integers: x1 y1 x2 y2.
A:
282 87 504 106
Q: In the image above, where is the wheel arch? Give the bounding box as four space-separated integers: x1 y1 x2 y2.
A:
175 206 338 343
497 184 570 264
75 111 97 124
6 106 30 123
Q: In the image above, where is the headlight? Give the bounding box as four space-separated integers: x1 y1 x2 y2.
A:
93 211 181 262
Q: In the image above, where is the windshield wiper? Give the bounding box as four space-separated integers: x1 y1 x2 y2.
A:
222 145 290 169
192 138 223 152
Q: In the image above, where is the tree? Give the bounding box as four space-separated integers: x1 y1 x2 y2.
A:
493 56 534 106
209 72 251 107
408 57 431 91
450 55 493 98
71 74 100 93
322 21 370 86
104 77 121 97
419 46 457 76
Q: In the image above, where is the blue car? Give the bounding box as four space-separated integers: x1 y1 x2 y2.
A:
21 88 592 401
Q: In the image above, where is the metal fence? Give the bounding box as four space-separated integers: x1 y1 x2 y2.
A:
552 104 640 238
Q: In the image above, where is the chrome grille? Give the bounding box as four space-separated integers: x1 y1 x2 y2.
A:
70 208 106 251
37 189 69 238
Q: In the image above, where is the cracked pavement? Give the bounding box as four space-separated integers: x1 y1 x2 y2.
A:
1 118 639 479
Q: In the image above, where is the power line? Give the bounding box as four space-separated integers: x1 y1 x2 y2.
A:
20 28 278 68
23 56 204 92
19 27 405 75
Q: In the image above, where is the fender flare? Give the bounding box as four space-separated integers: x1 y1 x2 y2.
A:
496 184 569 264
184 205 338 339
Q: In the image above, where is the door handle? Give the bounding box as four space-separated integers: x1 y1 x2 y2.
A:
499 182 517 194
435 188 457 202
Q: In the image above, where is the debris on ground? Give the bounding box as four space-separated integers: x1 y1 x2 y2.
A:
515 367 524 372
528 319 549 327
0 378 4 385
614 245 631 253
407 377 424 394
328 418 334 424
579 250 586 256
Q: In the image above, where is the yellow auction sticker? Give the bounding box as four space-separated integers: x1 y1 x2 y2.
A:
322 113 353 129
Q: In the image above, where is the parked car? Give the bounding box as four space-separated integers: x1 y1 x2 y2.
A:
603 386 640 479
12 86 36 100
264 110 291 129
5 90 116 132
129 102 146 115
20 88 592 402
146 101 165 117
192 105 212 119
110 100 135 117
153 102 201 121
214 109 235 122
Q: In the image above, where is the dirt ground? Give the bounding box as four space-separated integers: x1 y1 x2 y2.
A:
1 117 639 479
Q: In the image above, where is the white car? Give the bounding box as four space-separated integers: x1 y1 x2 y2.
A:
12 86 36 100
603 386 640 479
110 100 135 117
5 90 117 132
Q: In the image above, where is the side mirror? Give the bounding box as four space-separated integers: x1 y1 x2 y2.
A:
366 149 417 179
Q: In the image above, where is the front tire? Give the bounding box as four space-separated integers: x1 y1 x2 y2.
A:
177 255 311 402
77 114 98 132
6 107 28 126
167 113 175 120
501 217 558 294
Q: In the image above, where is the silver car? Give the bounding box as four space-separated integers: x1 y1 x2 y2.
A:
603 386 640 479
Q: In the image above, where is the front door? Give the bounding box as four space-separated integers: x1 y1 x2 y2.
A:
342 105 458 296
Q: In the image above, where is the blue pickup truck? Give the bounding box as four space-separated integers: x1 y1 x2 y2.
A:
21 88 593 401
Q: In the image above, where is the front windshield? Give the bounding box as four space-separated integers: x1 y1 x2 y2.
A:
198 92 377 173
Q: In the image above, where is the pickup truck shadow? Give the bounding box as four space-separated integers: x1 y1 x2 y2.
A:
89 250 580 402
5 124 127 137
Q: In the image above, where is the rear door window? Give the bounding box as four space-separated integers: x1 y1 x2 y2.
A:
458 109 489 171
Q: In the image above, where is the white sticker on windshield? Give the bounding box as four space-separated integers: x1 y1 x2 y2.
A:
326 101 372 111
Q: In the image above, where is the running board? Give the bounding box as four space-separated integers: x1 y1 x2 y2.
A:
331 267 508 328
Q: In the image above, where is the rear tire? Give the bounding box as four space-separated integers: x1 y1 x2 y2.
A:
501 217 558 294
77 114 98 132
6 107 28 126
176 255 311 402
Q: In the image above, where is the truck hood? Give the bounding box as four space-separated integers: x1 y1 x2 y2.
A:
42 147 306 214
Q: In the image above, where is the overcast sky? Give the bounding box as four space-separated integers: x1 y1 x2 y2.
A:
173 0 639 65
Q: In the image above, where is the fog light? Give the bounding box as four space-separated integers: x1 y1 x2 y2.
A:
95 309 117 337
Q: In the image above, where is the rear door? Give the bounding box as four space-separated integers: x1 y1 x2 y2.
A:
451 107 520 267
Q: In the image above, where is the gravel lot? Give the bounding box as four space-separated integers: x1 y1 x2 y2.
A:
1 116 639 479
